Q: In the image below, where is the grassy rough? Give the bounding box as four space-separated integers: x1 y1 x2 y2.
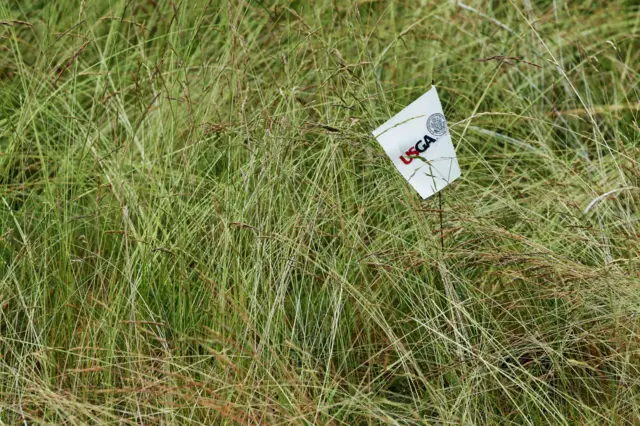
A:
1 0 639 424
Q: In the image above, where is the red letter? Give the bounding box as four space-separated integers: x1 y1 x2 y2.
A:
400 155 412 165
400 147 419 165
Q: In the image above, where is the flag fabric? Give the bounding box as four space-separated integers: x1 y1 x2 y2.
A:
372 86 461 200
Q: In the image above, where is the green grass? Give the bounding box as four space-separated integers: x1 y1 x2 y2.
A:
0 0 639 424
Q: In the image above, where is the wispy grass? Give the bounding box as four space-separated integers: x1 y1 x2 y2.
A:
0 0 639 424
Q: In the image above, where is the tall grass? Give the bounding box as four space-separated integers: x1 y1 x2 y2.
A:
0 0 639 424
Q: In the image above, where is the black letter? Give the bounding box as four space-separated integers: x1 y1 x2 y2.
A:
415 139 428 152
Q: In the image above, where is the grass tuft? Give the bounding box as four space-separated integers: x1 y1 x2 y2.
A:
1 0 639 424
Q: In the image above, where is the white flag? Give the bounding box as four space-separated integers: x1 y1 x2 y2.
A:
372 86 461 199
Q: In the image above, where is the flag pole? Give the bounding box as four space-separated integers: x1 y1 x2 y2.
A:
438 190 444 257
433 79 445 258
432 79 466 362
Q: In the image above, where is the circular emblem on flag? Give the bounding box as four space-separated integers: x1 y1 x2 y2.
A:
427 113 447 136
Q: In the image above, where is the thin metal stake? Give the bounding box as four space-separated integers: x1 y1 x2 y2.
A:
438 190 445 256
437 190 466 362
